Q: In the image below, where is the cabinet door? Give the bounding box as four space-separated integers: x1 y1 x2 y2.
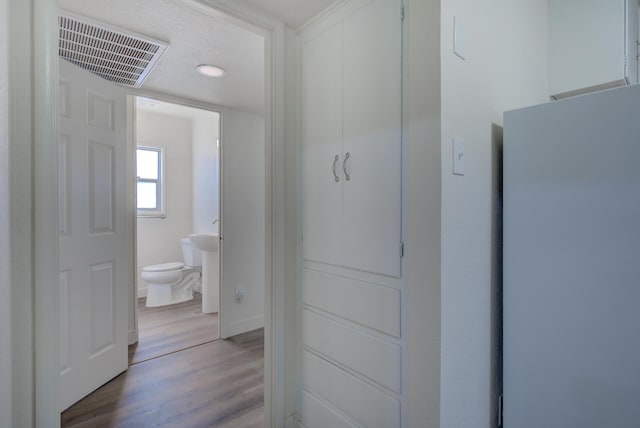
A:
302 23 344 267
549 0 635 98
342 0 402 277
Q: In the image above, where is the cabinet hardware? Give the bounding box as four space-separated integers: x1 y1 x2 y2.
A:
332 155 340 182
343 152 351 181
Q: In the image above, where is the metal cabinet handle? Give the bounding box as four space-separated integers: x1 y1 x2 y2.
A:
332 155 340 182
343 152 351 181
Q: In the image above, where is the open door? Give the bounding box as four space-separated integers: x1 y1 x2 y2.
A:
58 59 130 410
219 111 266 339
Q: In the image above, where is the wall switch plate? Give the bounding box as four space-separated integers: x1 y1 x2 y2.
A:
454 16 466 60
453 137 465 175
235 286 245 302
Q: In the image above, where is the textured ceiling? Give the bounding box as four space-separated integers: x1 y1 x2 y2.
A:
59 0 265 114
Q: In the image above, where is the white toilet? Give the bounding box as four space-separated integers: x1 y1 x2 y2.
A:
142 237 202 307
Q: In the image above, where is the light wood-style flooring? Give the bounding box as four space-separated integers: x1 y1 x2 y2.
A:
130 294 219 364
62 295 264 427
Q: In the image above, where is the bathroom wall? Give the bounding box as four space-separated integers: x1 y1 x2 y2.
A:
136 110 194 296
192 110 220 234
219 108 265 336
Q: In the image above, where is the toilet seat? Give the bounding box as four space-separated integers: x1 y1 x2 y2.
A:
143 262 184 273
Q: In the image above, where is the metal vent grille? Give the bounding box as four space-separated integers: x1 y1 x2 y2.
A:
58 12 168 88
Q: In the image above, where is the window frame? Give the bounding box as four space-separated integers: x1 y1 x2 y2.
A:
136 145 165 218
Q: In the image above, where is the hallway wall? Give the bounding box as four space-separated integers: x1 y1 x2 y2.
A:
219 108 265 336
439 0 549 426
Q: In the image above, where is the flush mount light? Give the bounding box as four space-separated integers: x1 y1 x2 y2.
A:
196 64 227 78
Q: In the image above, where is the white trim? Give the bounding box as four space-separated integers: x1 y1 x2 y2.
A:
33 0 60 424
127 94 139 346
0 0 11 422
286 25 304 425
6 0 35 426
224 315 266 338
131 87 227 114
21 1 288 427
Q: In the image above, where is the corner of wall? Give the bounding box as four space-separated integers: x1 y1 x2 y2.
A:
405 0 442 426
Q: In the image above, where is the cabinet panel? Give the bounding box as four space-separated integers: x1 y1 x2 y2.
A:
549 0 637 98
302 267 401 338
303 350 401 428
302 390 359 428
302 23 344 267
342 0 402 277
303 308 402 392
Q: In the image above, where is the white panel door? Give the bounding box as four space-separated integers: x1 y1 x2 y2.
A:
58 59 130 411
342 0 402 277
301 23 344 267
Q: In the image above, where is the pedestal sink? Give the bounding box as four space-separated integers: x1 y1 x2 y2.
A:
189 233 219 314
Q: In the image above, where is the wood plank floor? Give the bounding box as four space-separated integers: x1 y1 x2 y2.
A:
130 294 219 364
62 295 264 428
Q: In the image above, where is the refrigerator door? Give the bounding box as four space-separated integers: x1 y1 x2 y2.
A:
504 85 640 428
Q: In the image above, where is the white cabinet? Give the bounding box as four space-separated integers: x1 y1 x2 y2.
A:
301 0 402 278
300 3 404 426
549 0 638 99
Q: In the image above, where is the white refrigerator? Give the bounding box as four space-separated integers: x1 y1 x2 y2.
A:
503 84 640 427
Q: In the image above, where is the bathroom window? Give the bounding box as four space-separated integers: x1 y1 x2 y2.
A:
137 146 164 217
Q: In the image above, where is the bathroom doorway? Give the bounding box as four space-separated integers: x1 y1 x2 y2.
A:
131 96 222 364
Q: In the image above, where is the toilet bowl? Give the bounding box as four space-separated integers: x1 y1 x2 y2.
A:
142 238 202 307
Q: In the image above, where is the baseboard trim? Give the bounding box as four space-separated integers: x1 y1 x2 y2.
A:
137 286 148 298
223 314 264 338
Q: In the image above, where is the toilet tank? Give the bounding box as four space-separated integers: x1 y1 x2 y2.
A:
181 238 202 267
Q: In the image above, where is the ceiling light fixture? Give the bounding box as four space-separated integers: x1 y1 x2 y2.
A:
196 64 227 78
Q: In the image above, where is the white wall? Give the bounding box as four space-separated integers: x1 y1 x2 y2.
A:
219 108 265 336
403 0 444 426
136 111 194 296
192 111 220 234
0 0 12 422
439 1 548 427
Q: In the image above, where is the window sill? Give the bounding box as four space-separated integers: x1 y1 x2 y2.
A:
137 213 166 219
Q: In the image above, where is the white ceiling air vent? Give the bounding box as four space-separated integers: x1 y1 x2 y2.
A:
58 12 168 88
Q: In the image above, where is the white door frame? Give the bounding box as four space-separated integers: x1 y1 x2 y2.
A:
8 0 287 426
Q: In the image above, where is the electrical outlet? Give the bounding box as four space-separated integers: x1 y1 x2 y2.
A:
235 286 245 302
